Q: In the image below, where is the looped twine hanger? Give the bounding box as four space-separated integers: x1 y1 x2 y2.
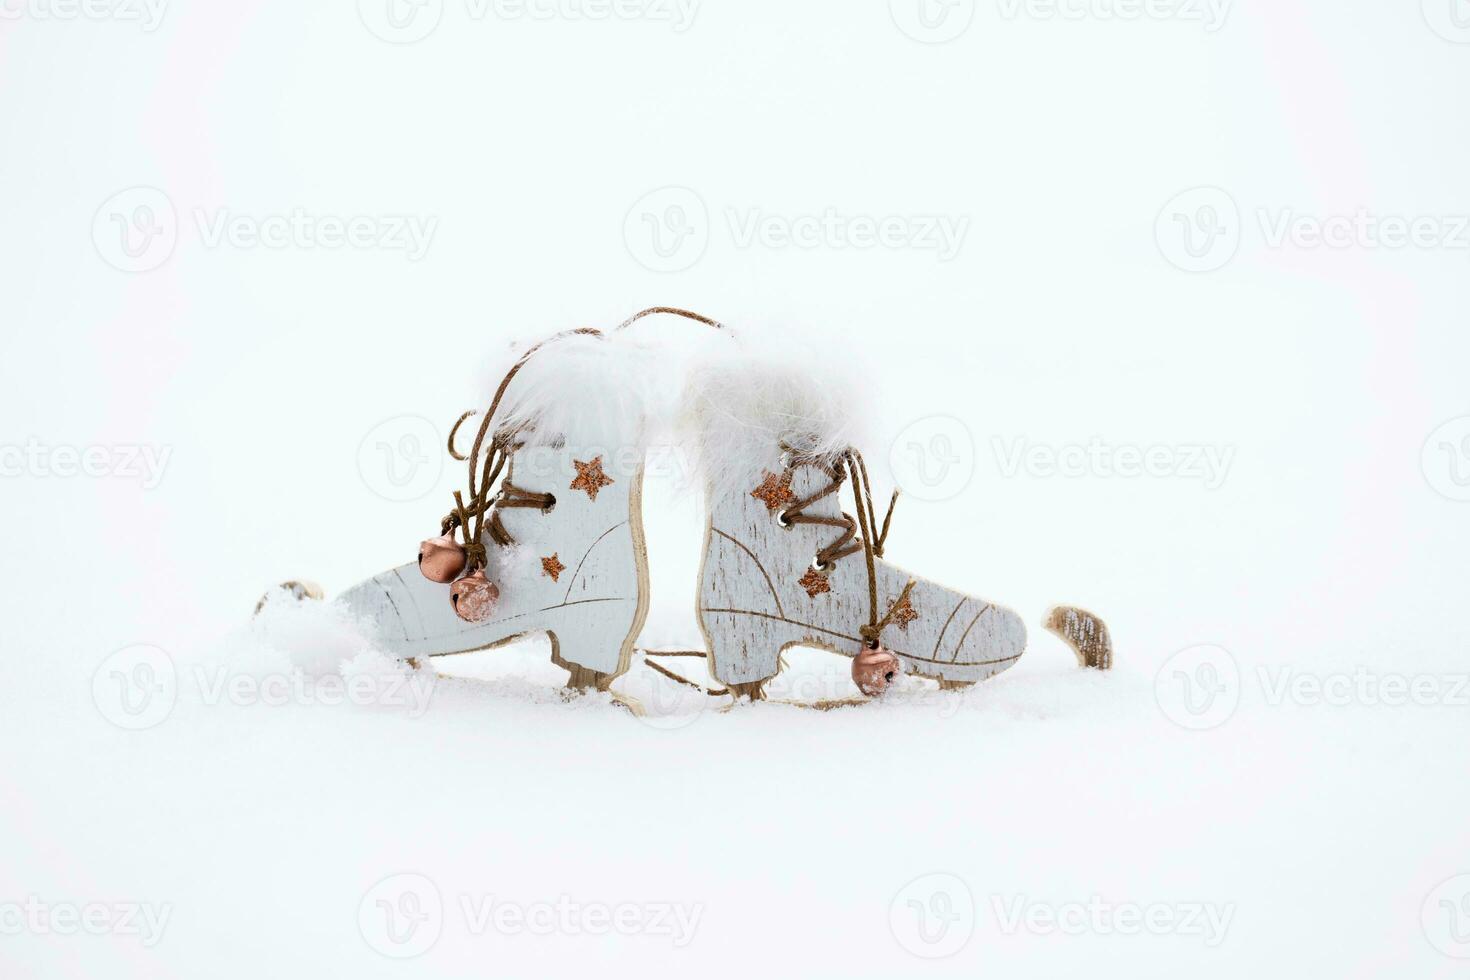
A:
438 308 725 570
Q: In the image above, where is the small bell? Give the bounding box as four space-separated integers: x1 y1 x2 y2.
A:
852 645 901 697
418 534 467 583
450 569 499 623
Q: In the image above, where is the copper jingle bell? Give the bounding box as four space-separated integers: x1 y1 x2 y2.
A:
418 534 467 583
852 645 902 697
450 569 499 624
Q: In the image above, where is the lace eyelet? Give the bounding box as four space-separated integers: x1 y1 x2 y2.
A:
541 495 557 514
776 511 793 529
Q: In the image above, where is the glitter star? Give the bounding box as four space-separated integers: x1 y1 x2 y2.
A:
569 456 614 501
750 471 795 512
891 595 918 631
541 553 566 582
798 567 831 598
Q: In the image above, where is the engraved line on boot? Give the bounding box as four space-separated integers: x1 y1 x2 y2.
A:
389 567 429 630
699 606 1022 668
561 521 629 603
951 604 995 664
373 572 412 642
710 528 786 618
932 597 968 660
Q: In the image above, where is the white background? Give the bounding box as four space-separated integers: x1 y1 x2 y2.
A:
2 0 1469 976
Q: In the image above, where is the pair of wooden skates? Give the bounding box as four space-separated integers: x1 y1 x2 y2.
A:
332 310 1105 707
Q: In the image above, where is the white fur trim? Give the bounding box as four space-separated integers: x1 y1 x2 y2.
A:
479 329 660 454
680 322 870 505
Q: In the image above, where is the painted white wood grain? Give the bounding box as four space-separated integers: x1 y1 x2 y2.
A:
338 444 648 687
697 454 1027 690
1044 605 1113 670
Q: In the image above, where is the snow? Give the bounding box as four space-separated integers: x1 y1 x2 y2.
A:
5 548 1467 976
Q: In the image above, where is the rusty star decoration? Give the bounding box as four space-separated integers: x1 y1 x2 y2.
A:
891 595 918 631
751 471 795 512
798 566 831 598
541 553 566 582
569 456 614 501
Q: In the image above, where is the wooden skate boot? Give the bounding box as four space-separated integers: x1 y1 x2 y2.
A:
698 444 1026 698
340 328 651 691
